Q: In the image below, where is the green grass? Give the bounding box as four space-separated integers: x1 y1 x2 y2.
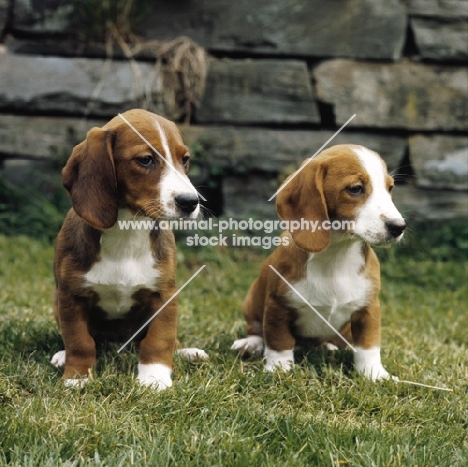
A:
0 234 467 466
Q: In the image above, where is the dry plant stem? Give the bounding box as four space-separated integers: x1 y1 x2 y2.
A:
109 26 208 123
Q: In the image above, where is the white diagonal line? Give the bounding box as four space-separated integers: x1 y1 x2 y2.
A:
269 266 453 391
397 380 453 392
118 113 207 202
268 113 356 201
268 265 356 352
117 265 206 353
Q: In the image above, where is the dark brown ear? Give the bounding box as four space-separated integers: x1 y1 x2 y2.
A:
62 127 118 230
276 160 330 252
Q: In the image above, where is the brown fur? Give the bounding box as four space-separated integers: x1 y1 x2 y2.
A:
54 109 192 380
240 145 387 356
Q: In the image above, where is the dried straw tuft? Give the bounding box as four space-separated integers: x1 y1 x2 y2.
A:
110 29 209 123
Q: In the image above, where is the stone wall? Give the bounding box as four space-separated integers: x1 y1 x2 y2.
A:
0 0 467 221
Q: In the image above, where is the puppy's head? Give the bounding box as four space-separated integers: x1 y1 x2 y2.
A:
62 109 199 230
276 144 405 252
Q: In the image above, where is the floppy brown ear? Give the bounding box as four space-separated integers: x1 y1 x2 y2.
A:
276 160 330 252
62 127 118 230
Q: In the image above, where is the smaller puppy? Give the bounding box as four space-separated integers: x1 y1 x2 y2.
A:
52 109 207 389
232 144 405 380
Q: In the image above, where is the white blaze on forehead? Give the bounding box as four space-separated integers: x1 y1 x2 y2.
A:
353 146 401 217
353 146 386 188
352 146 403 243
154 119 172 162
153 117 193 189
153 118 199 217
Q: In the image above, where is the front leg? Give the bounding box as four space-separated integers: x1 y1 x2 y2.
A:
263 295 295 372
351 300 394 381
55 290 96 385
137 291 178 390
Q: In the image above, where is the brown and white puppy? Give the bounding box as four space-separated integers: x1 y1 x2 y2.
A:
232 144 406 380
52 109 207 389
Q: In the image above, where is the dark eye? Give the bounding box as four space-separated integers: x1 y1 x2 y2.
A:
136 155 155 168
388 185 394 193
347 185 364 196
182 155 190 168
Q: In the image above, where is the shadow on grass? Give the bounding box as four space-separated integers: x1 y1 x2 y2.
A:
296 347 355 378
229 344 356 379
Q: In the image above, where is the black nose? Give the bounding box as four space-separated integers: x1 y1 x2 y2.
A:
386 218 406 238
175 193 199 214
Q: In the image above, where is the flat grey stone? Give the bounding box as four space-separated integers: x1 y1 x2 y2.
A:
0 114 103 159
140 0 406 60
407 0 468 18
181 126 406 174
314 60 468 131
0 52 171 118
410 134 468 190
197 59 319 125
410 17 468 62
0 116 406 175
11 0 73 35
393 185 468 220
0 0 9 40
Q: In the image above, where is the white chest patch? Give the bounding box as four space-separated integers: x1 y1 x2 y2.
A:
286 241 372 338
84 211 160 319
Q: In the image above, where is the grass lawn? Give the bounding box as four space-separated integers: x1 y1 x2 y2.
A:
0 233 467 466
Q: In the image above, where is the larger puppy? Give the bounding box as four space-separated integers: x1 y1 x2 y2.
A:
52 109 206 389
232 144 406 380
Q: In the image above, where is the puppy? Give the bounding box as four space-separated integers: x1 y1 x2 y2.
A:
232 144 405 380
52 109 207 389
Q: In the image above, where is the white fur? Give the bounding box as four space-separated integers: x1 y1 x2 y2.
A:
175 348 209 362
51 351 88 386
159 167 200 218
283 148 400 379
287 239 372 339
64 378 89 388
231 335 264 357
154 119 200 219
51 350 66 368
353 147 405 244
154 119 172 163
264 347 294 372
323 342 339 351
84 209 160 318
137 363 172 390
354 347 394 381
240 147 402 379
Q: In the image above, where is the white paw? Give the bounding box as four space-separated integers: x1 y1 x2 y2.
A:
175 348 209 362
51 350 66 368
357 364 393 381
231 335 264 357
354 347 396 381
64 378 89 388
264 348 294 372
323 342 339 351
137 363 173 390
